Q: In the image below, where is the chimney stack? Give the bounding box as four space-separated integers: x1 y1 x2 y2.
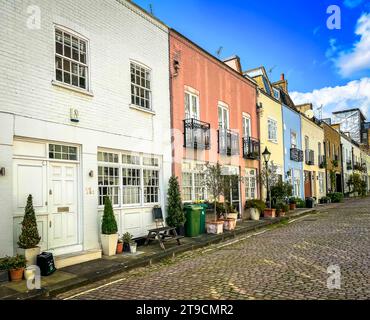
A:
281 73 285 81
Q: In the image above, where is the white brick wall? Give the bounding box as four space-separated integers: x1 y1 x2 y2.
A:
0 0 172 255
0 0 170 141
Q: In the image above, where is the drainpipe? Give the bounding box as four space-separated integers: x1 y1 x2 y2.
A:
340 143 344 195
324 141 328 195
257 98 262 201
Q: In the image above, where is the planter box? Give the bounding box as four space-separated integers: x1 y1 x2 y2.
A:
248 208 260 221
289 203 296 211
264 208 276 218
101 234 118 256
206 221 224 234
0 270 8 283
17 247 41 266
226 213 238 220
222 218 236 231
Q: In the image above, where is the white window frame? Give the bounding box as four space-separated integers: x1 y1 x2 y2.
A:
267 117 278 142
182 162 207 202
54 25 90 91
242 114 251 138
130 61 152 111
98 150 161 208
273 88 280 100
319 172 324 193
185 91 200 120
293 169 301 198
291 131 297 149
245 168 257 200
218 103 230 130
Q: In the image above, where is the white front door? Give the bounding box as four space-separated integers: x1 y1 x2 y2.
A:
48 162 78 249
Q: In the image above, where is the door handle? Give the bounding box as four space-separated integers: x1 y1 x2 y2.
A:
49 221 52 228
49 189 52 195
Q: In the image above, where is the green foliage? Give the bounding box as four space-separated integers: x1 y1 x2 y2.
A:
319 196 331 204
271 181 293 201
17 195 41 249
101 197 118 235
347 173 367 197
0 254 26 270
327 192 344 203
166 176 185 228
360 181 367 197
245 199 266 213
329 170 336 192
273 201 289 214
122 232 133 244
290 197 305 208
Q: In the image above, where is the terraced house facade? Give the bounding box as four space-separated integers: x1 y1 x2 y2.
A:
0 0 172 258
170 30 259 214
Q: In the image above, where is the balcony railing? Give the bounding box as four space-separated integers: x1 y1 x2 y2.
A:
305 149 314 165
242 137 260 160
346 161 352 170
290 147 304 162
183 118 211 150
318 155 326 168
218 129 239 156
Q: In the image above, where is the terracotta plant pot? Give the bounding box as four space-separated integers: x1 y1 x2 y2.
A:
9 268 24 282
206 221 224 234
116 242 123 254
289 203 296 211
264 208 276 218
279 211 286 217
223 218 236 231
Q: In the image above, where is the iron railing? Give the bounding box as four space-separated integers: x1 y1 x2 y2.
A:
183 118 211 150
218 129 239 156
242 137 260 160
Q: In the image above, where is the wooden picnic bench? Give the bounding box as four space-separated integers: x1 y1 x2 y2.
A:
144 226 184 250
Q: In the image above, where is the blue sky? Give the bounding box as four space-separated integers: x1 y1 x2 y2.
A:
133 0 370 118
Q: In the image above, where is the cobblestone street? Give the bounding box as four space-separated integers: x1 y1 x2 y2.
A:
60 198 370 300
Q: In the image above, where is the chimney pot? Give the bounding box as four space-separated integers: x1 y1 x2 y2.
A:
281 73 285 81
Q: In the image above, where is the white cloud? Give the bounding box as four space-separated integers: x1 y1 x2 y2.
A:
336 12 370 77
290 78 370 119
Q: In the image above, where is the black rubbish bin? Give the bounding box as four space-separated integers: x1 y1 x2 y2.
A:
305 197 315 208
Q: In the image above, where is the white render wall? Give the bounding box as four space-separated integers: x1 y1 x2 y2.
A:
0 0 171 256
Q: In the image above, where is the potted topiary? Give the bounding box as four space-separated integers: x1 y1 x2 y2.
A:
203 163 225 234
222 202 237 231
166 176 186 236
244 199 266 221
17 195 41 266
0 254 27 282
101 197 118 256
289 197 297 210
122 232 133 253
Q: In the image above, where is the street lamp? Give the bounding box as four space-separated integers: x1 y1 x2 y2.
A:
262 147 272 208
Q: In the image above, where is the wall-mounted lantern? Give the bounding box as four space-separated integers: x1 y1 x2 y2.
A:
89 170 94 178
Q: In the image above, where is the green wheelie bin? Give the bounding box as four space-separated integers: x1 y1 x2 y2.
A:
184 205 201 237
197 203 208 234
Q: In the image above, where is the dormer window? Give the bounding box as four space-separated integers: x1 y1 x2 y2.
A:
273 88 280 100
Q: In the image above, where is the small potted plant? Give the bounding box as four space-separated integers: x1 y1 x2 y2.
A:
221 202 237 231
101 197 118 256
122 232 133 253
264 206 276 218
244 199 266 221
130 240 137 254
17 195 41 266
116 236 123 254
289 197 297 210
0 254 27 282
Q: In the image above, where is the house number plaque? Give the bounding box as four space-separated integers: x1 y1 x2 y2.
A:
58 207 70 213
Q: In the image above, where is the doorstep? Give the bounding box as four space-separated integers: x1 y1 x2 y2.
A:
0 207 323 300
54 249 102 269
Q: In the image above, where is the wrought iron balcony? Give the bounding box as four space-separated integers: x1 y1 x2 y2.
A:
290 147 304 162
318 155 326 168
305 149 314 165
242 137 260 160
183 118 211 150
218 129 239 156
346 161 352 170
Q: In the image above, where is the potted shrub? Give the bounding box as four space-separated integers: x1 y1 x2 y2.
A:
17 195 41 266
203 162 226 234
116 236 123 254
275 203 289 217
0 255 27 282
319 196 331 204
244 199 266 221
122 232 133 253
165 176 186 236
327 192 344 203
101 197 118 256
222 202 237 231
289 197 297 210
264 207 276 218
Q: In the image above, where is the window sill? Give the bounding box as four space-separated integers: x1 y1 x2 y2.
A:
268 139 278 144
52 80 94 97
129 104 156 115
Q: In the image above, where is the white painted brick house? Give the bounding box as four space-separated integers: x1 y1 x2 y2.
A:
0 0 171 262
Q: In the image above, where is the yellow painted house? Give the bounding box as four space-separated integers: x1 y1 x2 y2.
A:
245 67 284 200
296 103 326 200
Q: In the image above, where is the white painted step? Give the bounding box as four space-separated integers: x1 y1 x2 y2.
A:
55 249 102 269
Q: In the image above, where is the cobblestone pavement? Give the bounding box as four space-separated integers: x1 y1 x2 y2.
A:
61 198 370 300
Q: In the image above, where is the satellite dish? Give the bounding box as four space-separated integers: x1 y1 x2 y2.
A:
305 109 315 119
